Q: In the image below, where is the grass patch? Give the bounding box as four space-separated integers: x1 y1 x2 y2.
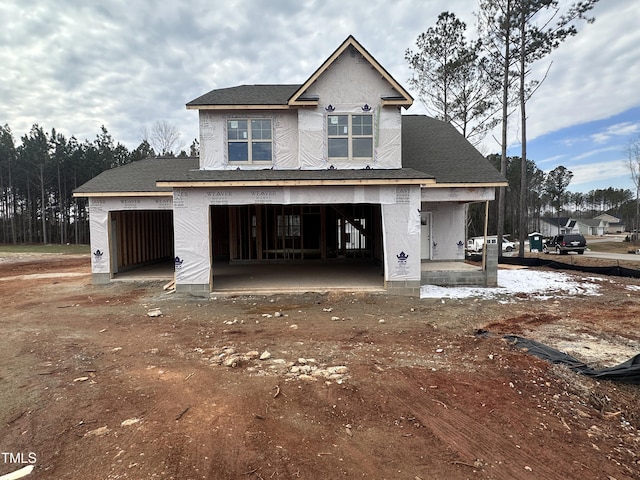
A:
0 244 90 255
587 241 640 254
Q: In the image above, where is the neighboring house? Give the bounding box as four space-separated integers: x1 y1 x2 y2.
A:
595 213 625 233
575 218 606 236
608 221 626 234
74 36 506 296
539 217 578 237
540 215 617 237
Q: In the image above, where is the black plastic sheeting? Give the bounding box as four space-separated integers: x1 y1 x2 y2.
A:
481 255 640 278
500 334 640 384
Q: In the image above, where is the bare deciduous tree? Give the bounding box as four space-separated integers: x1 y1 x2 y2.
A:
149 121 183 157
626 134 640 243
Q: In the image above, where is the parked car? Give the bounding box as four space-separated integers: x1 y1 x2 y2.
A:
543 234 587 255
467 236 516 254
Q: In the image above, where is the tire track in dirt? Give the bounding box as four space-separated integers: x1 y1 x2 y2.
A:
377 367 568 480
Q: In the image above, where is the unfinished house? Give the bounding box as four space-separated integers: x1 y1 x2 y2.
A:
74 36 506 295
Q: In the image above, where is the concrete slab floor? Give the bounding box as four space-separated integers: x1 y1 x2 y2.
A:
421 261 481 272
113 260 386 294
211 262 385 294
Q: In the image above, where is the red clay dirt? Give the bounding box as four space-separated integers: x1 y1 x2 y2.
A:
1 253 640 479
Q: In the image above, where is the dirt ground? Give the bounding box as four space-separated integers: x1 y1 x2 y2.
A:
1 253 640 480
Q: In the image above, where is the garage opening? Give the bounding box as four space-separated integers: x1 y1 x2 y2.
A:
110 210 174 276
211 204 382 261
209 204 384 291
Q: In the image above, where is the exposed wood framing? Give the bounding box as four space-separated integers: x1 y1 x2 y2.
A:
320 206 327 259
112 210 173 270
256 206 263 260
210 204 382 263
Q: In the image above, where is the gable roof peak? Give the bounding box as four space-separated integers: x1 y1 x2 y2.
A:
288 35 413 108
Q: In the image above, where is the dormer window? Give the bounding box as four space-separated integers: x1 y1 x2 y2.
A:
227 118 272 163
327 114 373 160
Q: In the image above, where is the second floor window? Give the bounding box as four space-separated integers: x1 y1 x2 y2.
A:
227 119 272 163
328 114 373 160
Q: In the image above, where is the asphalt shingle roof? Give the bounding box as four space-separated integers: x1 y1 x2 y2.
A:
73 157 199 194
187 85 301 107
542 217 570 223
401 115 505 184
578 218 604 227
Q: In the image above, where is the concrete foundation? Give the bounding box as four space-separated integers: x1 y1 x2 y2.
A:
420 244 499 288
92 273 111 285
176 283 211 297
93 245 500 294
384 280 421 297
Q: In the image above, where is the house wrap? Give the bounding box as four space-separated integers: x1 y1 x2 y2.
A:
74 36 506 295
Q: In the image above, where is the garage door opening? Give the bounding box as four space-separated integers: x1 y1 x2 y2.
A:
110 210 174 277
209 204 384 291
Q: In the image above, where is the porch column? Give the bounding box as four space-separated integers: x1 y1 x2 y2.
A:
88 198 111 284
173 189 211 296
381 186 421 296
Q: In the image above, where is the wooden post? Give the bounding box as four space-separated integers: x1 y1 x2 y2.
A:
229 207 237 261
482 200 489 271
320 206 327 260
299 205 304 260
256 206 263 260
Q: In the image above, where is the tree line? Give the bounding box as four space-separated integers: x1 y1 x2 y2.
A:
2 119 633 248
466 155 636 239
0 123 198 245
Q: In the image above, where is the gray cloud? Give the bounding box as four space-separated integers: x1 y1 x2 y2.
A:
1 0 638 157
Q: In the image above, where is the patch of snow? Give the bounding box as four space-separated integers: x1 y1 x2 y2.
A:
420 269 603 300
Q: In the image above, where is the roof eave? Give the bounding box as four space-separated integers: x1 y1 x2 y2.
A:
287 100 319 107
423 182 508 188
381 99 414 107
157 178 436 188
186 104 291 110
73 191 174 198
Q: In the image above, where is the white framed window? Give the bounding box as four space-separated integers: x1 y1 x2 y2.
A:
227 118 272 163
327 114 373 160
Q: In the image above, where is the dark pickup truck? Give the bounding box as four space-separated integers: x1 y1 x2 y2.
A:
543 234 587 255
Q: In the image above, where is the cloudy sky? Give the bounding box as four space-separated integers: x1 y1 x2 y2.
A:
2 0 639 194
